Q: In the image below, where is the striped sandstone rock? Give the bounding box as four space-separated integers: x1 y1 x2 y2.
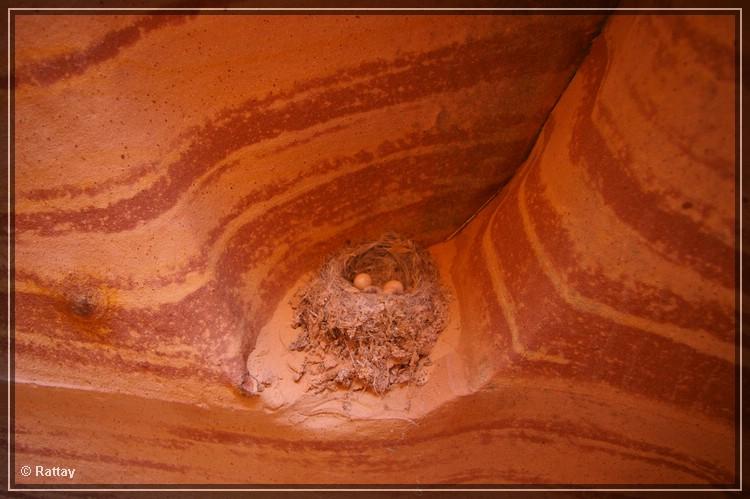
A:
12 13 736 484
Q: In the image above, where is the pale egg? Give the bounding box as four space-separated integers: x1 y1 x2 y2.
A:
383 280 404 295
353 273 372 290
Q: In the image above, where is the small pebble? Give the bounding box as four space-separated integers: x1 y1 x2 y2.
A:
383 280 404 295
353 272 372 290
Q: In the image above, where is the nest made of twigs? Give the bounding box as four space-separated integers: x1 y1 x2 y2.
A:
289 233 448 394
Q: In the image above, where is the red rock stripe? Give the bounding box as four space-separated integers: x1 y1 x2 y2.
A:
21 159 159 202
13 326 225 384
523 152 735 342
16 32 530 204
16 25 592 235
449 174 733 421
15 444 190 473
14 15 195 88
483 185 734 419
15 128 528 291
168 417 730 482
625 81 734 182
659 15 735 82
570 38 734 289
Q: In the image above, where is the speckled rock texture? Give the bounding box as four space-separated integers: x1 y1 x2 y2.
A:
448 13 736 484
12 13 736 485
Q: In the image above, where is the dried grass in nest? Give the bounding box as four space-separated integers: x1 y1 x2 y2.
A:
290 233 448 395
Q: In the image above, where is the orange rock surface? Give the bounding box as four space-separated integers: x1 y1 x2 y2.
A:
12 13 736 485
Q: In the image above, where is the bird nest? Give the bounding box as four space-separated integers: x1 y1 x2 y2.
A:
289 233 448 394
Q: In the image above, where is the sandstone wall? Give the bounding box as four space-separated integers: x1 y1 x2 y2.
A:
12 13 736 484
